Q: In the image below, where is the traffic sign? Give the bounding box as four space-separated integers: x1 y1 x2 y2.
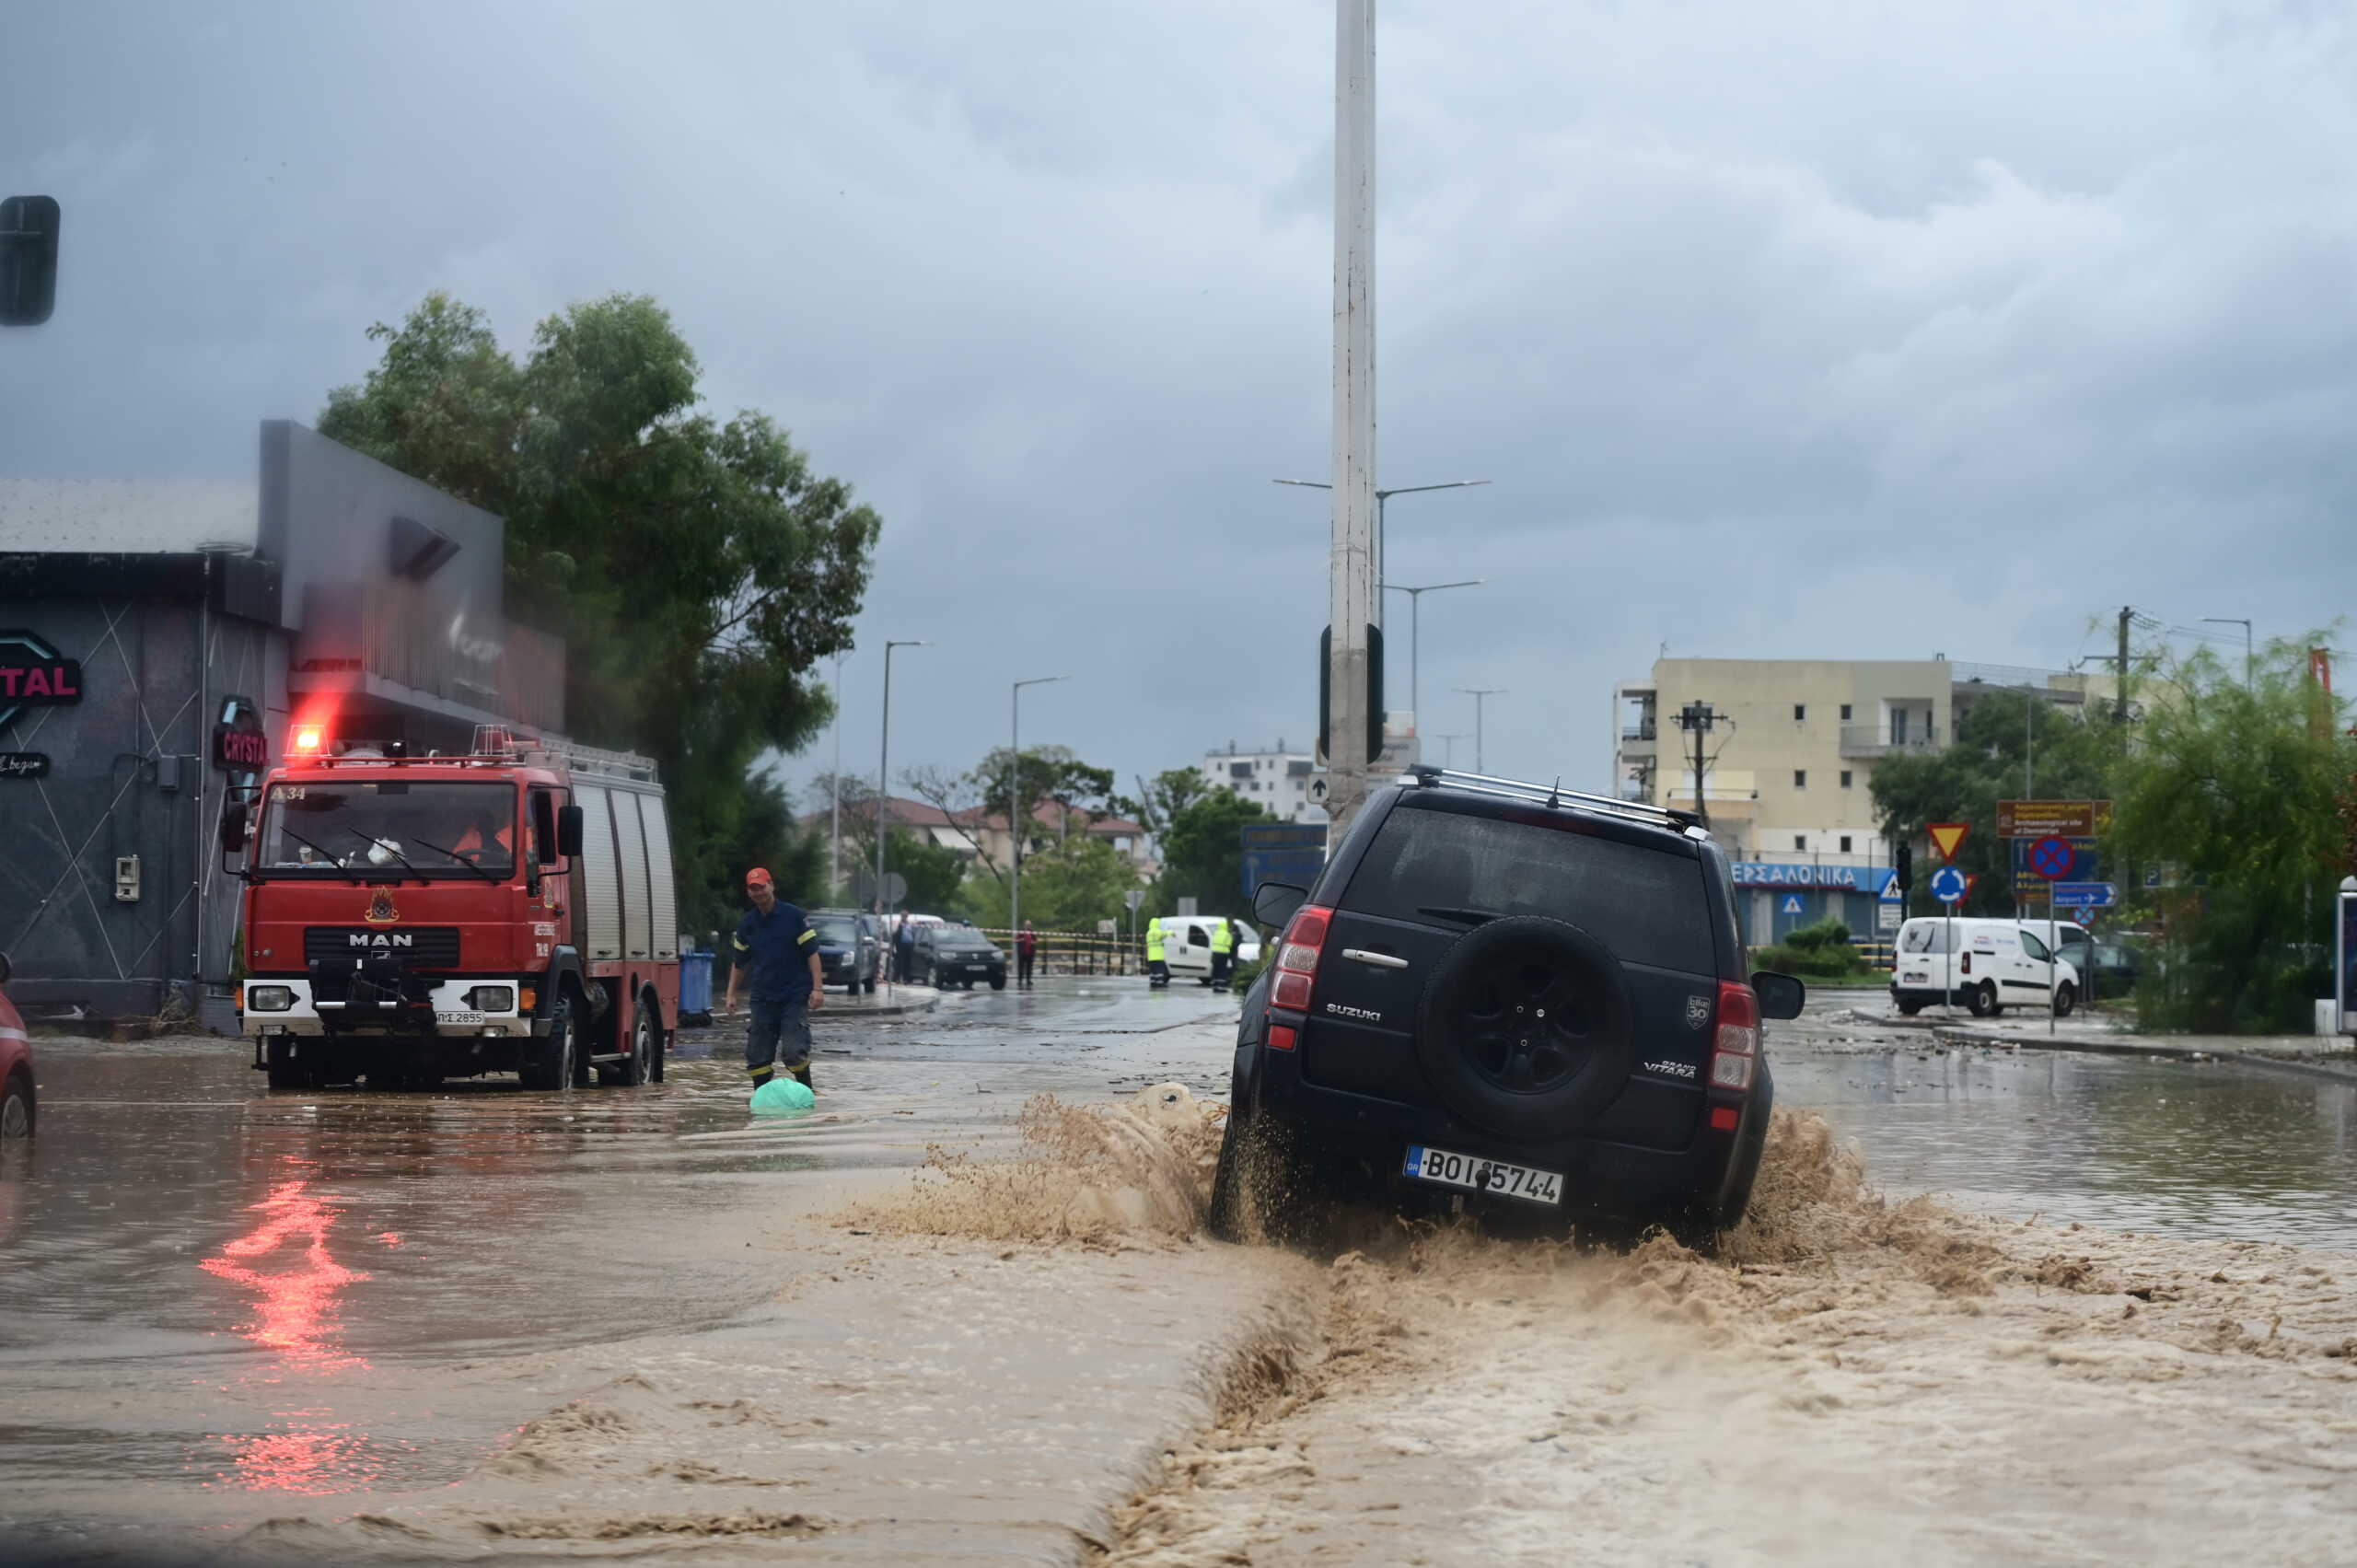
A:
2051 881 2117 909
2027 835 2076 879
1927 822 1970 863
2073 907 2096 927
1782 894 1805 915
1998 799 2113 839
1879 877 1906 903
1930 865 1967 904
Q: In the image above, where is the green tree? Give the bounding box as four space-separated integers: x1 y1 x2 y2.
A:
319 293 881 935
1870 688 2119 919
1001 836 1138 933
888 829 971 915
1153 790 1273 919
1113 767 1210 837
2107 636 2353 1032
688 772 825 944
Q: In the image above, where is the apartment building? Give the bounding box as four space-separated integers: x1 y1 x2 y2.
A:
1611 657 2115 942
1202 718 1422 827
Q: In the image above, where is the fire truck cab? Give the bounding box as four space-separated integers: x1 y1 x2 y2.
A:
228 725 679 1091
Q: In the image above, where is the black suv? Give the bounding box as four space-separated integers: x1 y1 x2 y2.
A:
1212 766 1805 1240
807 909 881 994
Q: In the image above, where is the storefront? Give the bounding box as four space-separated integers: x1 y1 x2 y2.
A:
0 422 562 1026
1730 860 1898 947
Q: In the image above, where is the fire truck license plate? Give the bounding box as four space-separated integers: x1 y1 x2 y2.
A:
1402 1145 1563 1206
435 1011 484 1027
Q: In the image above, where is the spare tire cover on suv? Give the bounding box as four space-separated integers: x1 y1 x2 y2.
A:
1413 915 1635 1140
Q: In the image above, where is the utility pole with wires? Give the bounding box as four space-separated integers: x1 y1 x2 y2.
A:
1676 700 1721 828
1321 0 1380 834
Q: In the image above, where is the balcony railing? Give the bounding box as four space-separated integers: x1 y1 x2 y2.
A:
1840 723 1944 758
1619 722 1657 742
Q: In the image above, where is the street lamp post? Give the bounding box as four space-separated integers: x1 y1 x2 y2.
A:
830 651 844 899
1010 675 1071 944
2201 617 2254 686
1433 731 1469 768
1455 688 1504 773
875 640 932 917
1273 478 1491 586
1380 578 1483 732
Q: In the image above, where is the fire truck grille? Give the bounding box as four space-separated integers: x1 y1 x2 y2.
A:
304 927 463 966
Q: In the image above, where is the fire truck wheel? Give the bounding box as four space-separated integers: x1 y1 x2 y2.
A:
618 993 657 1086
521 990 577 1091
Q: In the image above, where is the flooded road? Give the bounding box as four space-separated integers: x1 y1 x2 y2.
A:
3 976 2353 1564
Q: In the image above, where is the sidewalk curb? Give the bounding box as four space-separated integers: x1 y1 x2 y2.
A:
1921 1026 2357 1086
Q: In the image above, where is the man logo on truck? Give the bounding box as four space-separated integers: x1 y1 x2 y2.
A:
348 933 414 949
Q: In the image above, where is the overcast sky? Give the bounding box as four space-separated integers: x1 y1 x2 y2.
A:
6 1 2353 808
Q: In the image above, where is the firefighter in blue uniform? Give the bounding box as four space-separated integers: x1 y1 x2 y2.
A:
722 866 824 1092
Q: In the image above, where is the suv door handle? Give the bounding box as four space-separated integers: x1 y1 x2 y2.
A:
1341 947 1408 970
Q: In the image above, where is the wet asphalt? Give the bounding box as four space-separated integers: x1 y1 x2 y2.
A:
2 976 2352 1561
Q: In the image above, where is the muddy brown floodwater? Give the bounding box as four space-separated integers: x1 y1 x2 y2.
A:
2 979 2353 1566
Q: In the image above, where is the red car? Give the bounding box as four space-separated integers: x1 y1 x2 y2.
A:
1 952 33 1138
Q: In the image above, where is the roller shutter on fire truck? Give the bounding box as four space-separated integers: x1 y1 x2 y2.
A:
576 784 623 961
614 787 652 960
641 795 679 960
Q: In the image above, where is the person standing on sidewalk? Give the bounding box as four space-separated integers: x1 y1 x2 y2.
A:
723 867 823 1093
1210 916 1237 993
1016 921 1039 990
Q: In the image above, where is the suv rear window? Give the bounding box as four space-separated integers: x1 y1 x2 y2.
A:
1339 802 1716 974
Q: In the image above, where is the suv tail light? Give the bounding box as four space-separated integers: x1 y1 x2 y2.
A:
1708 979 1758 1092
1268 904 1334 1016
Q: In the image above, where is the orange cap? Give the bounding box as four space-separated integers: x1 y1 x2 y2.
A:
745 867 773 889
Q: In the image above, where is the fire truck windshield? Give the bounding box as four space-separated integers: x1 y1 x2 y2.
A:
258 780 518 877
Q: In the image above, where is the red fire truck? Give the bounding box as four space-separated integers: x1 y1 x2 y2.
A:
226 725 679 1090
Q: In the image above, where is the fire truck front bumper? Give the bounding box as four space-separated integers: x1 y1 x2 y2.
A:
241 978 533 1038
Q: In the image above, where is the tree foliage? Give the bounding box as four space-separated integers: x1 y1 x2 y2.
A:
1153 790 1273 919
1871 689 2120 918
1113 767 1211 836
2107 637 2353 1032
319 292 880 935
993 836 1137 933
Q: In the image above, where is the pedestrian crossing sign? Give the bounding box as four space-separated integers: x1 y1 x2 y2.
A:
1781 894 1805 915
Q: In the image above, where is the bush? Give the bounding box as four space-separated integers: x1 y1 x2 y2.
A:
1782 917 1856 956
1752 941 1862 980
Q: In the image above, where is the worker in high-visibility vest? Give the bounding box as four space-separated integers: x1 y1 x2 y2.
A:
1144 917 1169 989
1209 916 1237 993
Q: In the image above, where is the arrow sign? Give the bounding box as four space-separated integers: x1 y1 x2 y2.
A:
1930 865 1968 904
2052 881 2117 909
1928 822 1970 863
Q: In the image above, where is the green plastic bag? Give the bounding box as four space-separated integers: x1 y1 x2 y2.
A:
750 1075 816 1113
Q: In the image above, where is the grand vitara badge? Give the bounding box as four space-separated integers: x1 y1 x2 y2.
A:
1685 994 1712 1029
366 891 400 926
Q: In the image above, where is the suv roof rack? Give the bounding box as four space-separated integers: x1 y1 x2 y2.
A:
1403 763 1707 837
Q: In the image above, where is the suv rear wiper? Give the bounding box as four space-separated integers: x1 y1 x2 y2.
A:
1417 905 1500 926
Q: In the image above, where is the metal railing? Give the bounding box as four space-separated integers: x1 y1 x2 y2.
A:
977 928 1138 976
1839 723 1945 757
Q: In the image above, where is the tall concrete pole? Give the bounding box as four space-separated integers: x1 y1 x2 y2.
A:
1325 0 1379 832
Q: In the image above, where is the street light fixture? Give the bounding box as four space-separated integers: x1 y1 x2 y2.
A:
2201 617 2254 687
1455 688 1505 774
875 640 932 918
1379 578 1484 733
1432 731 1469 768
1010 675 1071 944
1273 478 1491 577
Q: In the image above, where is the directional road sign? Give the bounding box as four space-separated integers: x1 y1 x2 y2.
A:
1927 822 1970 863
1930 865 1968 904
1998 799 2113 839
2051 881 2117 909
2027 835 2077 879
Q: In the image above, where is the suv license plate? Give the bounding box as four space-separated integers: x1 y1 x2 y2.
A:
1402 1145 1563 1206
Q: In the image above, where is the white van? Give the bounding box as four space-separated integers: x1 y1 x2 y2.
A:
1162 915 1261 986
1891 917 2083 1018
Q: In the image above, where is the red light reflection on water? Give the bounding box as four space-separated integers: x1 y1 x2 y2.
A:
200 1171 371 1371
210 1414 390 1495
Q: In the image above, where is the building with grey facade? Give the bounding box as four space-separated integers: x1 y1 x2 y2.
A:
0 422 562 1027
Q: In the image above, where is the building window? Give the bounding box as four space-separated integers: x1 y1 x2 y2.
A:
1840 703 1852 721
1794 770 1806 789
1840 770 1853 788
1794 703 1806 722
1793 834 1807 851
1840 835 1852 853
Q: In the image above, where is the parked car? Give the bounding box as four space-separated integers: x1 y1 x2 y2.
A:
1212 765 1803 1241
807 908 881 994
914 923 1007 991
1 952 34 1139
2084 938 2143 997
1164 916 1264 986
1889 917 2083 1017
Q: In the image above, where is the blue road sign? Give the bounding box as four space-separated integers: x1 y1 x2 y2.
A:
2051 881 2117 908
1930 865 1968 904
2027 835 2076 879
1241 822 1329 900
1781 894 1805 915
